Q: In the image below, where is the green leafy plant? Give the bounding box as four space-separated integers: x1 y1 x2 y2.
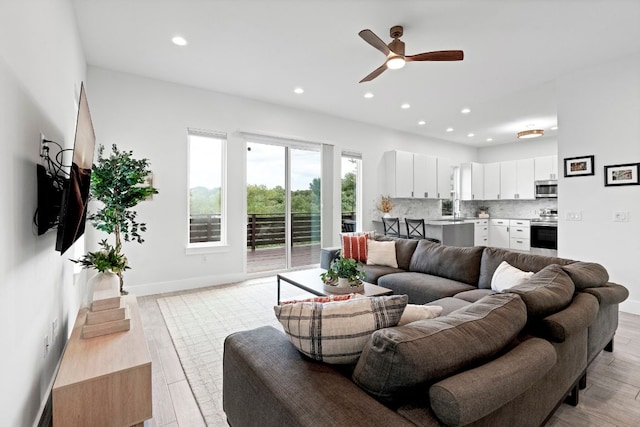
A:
321 256 364 286
71 239 129 274
85 144 158 293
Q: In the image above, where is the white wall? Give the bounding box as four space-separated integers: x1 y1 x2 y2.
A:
86 67 476 295
0 1 87 425
557 53 640 314
477 137 557 163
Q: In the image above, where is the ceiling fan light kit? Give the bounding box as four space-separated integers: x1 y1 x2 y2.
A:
517 129 544 139
358 25 463 83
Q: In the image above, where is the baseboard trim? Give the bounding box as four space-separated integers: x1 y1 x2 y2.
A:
620 299 640 316
126 273 247 296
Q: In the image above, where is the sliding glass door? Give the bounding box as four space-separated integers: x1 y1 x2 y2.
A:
246 141 321 273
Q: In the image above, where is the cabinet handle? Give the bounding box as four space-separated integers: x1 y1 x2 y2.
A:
472 194 475 199
425 192 428 198
498 194 500 199
438 193 440 198
411 191 414 197
516 240 523 243
516 229 522 232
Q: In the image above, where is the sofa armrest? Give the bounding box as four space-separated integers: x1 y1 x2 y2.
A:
427 338 556 426
223 326 414 427
531 292 599 343
581 282 629 305
320 246 341 269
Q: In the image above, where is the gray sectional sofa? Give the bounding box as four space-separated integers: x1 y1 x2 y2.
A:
223 237 628 426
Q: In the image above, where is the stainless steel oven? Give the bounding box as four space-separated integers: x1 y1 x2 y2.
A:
530 222 558 250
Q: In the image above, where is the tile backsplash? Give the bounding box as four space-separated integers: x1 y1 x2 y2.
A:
383 198 558 220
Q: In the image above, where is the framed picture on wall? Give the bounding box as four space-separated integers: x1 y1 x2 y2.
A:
604 163 640 186
564 155 595 177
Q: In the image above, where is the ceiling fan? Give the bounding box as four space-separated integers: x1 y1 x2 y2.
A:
358 25 463 83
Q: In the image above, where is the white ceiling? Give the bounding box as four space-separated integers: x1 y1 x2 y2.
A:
71 0 640 147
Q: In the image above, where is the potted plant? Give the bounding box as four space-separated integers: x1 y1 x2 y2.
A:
321 257 365 289
71 239 129 298
81 144 158 294
378 195 393 218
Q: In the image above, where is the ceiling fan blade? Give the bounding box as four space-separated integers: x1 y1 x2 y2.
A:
359 29 391 56
406 50 464 62
359 64 387 83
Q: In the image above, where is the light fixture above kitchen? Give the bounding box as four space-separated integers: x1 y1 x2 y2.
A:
517 129 544 139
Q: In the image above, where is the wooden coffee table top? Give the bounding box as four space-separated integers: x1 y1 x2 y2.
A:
277 267 392 301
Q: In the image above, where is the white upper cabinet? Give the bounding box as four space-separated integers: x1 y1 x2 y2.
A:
437 157 452 199
484 162 501 200
384 150 413 198
460 162 484 201
499 159 535 200
534 155 559 181
413 153 438 199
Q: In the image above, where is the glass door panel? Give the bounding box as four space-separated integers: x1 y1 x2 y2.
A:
290 148 321 268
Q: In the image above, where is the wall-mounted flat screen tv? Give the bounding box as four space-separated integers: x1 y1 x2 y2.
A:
55 83 96 254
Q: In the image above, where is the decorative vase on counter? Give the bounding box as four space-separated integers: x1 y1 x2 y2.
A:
383 212 391 218
87 271 120 303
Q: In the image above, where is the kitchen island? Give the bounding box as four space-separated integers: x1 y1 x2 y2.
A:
372 219 474 247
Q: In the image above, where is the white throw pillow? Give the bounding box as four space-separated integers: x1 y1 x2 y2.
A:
273 295 408 364
491 261 534 292
366 239 398 268
397 304 443 326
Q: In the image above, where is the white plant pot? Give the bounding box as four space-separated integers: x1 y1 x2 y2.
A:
337 277 351 288
87 271 120 303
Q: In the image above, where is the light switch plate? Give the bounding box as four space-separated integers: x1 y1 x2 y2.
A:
565 211 582 221
613 211 629 222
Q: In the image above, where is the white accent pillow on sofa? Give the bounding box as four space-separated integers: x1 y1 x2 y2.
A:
397 304 443 326
491 261 534 292
366 239 398 268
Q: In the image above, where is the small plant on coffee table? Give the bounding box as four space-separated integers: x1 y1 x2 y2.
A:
321 257 364 286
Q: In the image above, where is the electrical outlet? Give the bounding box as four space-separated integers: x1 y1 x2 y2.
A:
613 211 629 222
44 335 50 358
40 133 49 158
565 211 582 221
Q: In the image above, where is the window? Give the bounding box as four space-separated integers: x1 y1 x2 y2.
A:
188 129 226 246
341 153 362 232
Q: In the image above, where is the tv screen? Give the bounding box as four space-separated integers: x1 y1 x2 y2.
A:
55 83 96 254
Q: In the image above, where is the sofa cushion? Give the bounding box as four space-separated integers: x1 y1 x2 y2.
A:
397 304 443 326
352 293 527 404
409 240 484 285
561 262 609 290
273 295 408 364
362 265 405 284
453 289 495 303
378 272 476 305
507 264 575 318
478 247 574 289
366 239 398 268
427 297 471 315
373 236 418 270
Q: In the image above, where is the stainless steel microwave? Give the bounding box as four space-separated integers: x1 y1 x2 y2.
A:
535 180 558 198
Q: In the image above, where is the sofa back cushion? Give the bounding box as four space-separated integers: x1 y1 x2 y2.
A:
561 261 609 290
374 236 418 270
352 293 527 404
508 264 575 318
409 240 484 285
478 247 574 289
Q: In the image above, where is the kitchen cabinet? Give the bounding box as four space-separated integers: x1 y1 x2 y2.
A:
500 159 535 200
437 157 452 199
466 219 488 246
509 219 531 251
484 162 501 200
535 155 559 180
413 153 438 198
460 162 484 201
489 219 510 249
384 150 413 198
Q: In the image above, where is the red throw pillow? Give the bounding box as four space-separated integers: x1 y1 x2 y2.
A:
342 233 369 262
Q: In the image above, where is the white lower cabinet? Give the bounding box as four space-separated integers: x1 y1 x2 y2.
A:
489 219 530 251
466 219 488 246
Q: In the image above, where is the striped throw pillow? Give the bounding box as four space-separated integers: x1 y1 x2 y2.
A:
280 294 357 305
273 294 408 364
341 233 369 262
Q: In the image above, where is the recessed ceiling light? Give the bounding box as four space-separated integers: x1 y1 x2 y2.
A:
461 108 471 114
467 133 475 137
486 138 493 142
363 92 374 99
446 127 454 132
171 36 187 46
418 120 426 126
294 87 304 94
401 103 411 109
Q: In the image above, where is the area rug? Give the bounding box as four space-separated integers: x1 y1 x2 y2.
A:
157 277 298 426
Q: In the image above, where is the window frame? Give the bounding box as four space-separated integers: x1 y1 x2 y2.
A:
186 128 228 252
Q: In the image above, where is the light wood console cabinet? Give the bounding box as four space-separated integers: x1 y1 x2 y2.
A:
53 295 152 427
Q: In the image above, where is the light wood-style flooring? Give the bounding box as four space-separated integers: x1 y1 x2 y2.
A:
138 285 640 427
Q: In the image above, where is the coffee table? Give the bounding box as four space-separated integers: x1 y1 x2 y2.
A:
276 267 393 304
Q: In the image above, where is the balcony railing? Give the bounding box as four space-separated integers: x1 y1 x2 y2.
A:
189 212 356 248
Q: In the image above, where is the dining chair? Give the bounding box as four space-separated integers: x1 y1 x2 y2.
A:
382 217 401 237
405 218 426 239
